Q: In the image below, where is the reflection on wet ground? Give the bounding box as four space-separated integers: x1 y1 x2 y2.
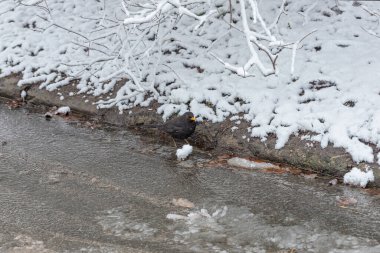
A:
0 104 379 253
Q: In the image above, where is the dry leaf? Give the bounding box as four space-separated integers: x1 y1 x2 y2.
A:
6 99 23 109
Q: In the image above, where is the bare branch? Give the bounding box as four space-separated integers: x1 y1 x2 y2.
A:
268 0 287 30
290 29 317 75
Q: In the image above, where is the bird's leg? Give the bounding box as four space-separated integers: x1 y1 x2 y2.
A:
185 139 190 145
171 137 178 148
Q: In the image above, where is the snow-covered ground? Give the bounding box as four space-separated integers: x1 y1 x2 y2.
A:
1 0 380 167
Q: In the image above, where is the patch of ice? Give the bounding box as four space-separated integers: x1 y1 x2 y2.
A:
176 144 193 161
167 205 379 253
343 167 374 188
12 235 53 253
97 208 157 240
167 206 228 225
166 213 188 220
227 157 279 170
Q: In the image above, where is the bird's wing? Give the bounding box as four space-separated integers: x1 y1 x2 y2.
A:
162 123 184 135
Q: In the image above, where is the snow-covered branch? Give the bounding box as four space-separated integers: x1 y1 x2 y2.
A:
209 0 312 77
124 0 214 31
11 0 315 111
239 0 275 76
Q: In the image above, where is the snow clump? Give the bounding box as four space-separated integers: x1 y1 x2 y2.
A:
343 167 374 188
55 106 71 115
20 90 27 101
176 144 193 161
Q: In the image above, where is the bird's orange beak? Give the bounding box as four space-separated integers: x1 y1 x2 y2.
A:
190 116 196 122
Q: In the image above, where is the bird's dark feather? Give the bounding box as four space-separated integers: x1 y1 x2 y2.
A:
138 112 196 140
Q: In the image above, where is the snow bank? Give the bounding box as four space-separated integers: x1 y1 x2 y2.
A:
227 157 279 170
176 144 193 161
2 0 380 165
343 167 374 188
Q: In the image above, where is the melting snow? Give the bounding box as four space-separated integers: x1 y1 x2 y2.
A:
343 167 374 188
20 90 26 100
176 144 193 160
55 106 70 115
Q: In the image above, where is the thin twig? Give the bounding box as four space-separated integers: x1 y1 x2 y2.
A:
162 63 187 84
361 26 380 38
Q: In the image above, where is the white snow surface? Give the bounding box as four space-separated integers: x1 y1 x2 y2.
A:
55 106 70 115
176 144 193 160
1 0 380 164
343 167 375 188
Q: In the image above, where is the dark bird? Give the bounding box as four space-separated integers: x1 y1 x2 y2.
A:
142 112 196 146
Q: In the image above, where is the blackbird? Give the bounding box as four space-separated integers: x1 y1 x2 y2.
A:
142 112 196 145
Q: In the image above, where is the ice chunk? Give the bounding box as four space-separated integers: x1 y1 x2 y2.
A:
166 213 188 220
343 167 374 188
176 144 193 160
227 157 279 170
